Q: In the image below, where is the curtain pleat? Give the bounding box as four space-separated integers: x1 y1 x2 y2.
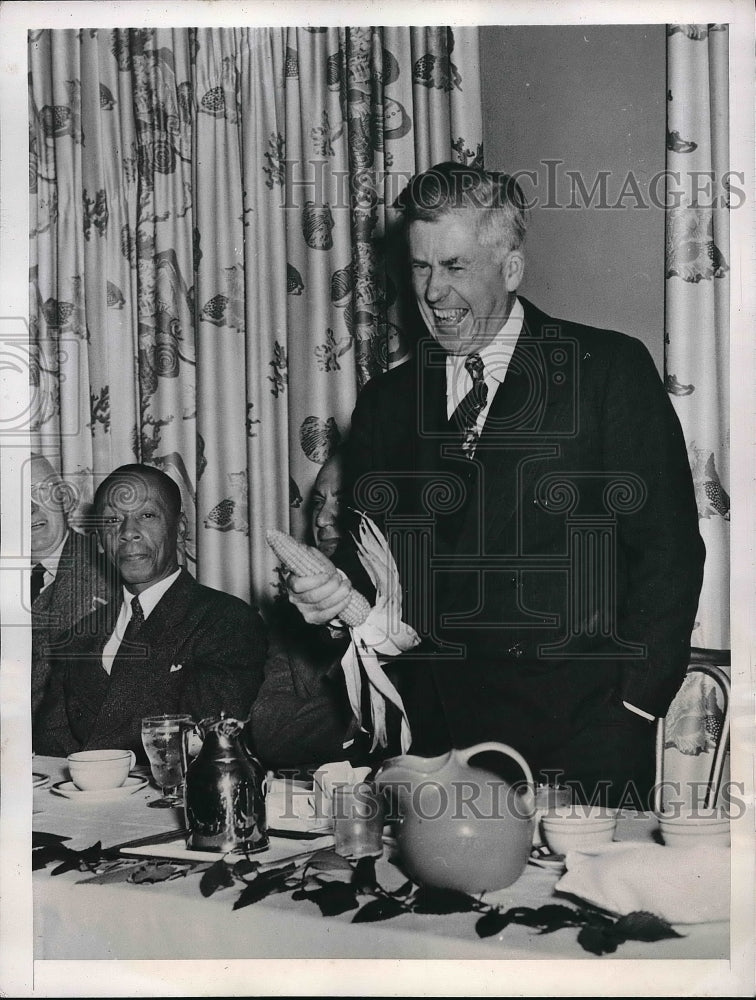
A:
29 25 482 613
665 24 729 648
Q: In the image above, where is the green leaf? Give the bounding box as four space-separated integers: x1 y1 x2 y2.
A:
390 880 415 898
50 852 86 876
475 908 513 938
303 849 353 873
232 864 297 910
531 904 586 933
613 911 683 943
577 923 620 955
130 863 186 884
498 906 540 926
306 881 359 917
200 860 235 897
232 858 261 878
352 896 406 923
32 831 70 848
351 857 377 892
33 846 67 871
78 862 147 885
412 886 478 914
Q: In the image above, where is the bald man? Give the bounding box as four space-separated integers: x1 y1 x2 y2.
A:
34 464 267 758
30 455 114 716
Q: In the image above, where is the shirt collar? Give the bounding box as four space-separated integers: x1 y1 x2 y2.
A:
36 530 69 578
446 296 525 386
122 567 181 620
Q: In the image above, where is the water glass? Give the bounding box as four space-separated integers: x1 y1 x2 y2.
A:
332 782 384 859
141 714 193 808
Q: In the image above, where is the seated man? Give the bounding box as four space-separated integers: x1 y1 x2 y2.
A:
30 454 115 717
34 464 267 758
248 452 357 773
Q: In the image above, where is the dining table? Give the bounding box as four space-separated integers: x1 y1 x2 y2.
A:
32 755 731 963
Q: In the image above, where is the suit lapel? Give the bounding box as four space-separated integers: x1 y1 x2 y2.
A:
86 572 195 746
415 340 451 471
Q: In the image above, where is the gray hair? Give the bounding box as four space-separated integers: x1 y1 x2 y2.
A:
394 161 529 257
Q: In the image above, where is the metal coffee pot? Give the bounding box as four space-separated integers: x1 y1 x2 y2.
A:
183 714 269 854
374 742 535 893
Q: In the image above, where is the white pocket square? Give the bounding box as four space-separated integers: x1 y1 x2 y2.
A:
169 663 183 673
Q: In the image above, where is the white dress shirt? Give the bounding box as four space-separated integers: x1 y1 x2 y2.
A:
445 297 525 425
101 568 181 674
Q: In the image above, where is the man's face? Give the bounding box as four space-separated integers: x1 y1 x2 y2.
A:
96 474 184 594
30 457 69 560
310 457 344 558
409 211 523 356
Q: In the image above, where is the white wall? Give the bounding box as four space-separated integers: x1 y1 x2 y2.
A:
481 24 667 370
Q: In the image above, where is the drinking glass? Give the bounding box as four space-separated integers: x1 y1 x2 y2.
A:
141 714 193 808
332 782 384 859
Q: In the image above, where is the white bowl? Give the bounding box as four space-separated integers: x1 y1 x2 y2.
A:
543 805 617 822
540 807 618 854
658 810 731 848
541 823 616 855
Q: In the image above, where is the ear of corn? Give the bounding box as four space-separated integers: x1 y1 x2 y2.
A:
266 528 371 627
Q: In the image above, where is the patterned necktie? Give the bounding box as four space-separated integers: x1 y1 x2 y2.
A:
30 563 46 605
449 353 488 459
119 595 145 650
111 595 146 674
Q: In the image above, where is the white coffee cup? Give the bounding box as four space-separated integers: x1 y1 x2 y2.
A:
67 749 136 791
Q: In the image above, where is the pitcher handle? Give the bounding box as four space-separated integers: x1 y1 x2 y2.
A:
180 719 199 775
457 742 536 812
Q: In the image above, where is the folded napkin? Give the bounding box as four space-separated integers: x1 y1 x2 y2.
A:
266 779 317 832
555 842 730 924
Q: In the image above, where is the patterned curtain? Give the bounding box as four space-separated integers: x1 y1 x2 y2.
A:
664 23 730 649
29 26 482 612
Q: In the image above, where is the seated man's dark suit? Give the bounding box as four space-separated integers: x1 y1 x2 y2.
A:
34 568 267 758
32 529 115 718
344 297 706 803
248 602 353 774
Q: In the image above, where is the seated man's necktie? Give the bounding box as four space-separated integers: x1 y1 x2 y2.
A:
111 595 146 675
118 595 145 649
449 353 488 459
30 563 46 605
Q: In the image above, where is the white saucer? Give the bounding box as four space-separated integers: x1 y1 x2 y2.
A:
33 772 50 789
51 775 148 801
528 845 566 872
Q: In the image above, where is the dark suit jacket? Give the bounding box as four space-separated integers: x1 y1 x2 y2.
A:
247 602 353 774
34 568 267 758
31 529 116 718
344 297 705 764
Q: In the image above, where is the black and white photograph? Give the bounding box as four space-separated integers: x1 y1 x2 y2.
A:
0 0 753 996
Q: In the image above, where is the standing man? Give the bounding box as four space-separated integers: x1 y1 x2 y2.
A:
30 454 114 717
34 464 267 758
289 162 705 807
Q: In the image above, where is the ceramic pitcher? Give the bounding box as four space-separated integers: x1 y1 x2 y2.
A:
374 742 535 893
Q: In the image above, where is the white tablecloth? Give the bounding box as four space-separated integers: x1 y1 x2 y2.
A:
32 757 729 961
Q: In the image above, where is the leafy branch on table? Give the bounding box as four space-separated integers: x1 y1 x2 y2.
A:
198 849 684 956
34 833 683 955
32 831 205 885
